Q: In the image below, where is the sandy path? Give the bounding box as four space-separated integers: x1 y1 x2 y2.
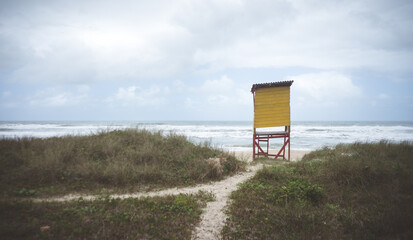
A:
192 150 308 239
33 164 263 203
33 161 264 239
191 163 263 239
33 150 309 240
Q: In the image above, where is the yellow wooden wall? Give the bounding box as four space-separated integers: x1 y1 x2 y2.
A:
254 86 290 128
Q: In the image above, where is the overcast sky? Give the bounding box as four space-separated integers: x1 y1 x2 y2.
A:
0 0 412 121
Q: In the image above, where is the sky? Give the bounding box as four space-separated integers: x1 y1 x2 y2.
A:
0 0 412 121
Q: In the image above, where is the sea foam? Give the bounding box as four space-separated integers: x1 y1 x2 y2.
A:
1 121 412 151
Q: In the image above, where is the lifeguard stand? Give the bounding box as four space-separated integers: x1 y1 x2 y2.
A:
251 81 293 161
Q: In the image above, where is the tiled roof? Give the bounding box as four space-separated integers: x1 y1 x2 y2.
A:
251 80 294 93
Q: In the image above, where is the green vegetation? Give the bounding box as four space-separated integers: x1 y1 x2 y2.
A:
222 141 413 239
0 129 244 197
0 191 214 240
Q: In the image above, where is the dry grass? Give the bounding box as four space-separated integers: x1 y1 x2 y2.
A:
0 129 244 197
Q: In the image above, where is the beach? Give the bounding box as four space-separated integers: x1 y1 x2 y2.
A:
235 149 310 162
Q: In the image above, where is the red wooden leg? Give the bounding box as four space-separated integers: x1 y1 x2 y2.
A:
253 134 256 161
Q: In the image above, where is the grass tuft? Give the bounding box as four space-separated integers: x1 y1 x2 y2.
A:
223 141 413 239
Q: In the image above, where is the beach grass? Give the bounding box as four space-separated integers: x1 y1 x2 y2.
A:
0 129 244 197
0 191 215 240
222 141 413 239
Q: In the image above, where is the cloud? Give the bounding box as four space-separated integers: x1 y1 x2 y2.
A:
1 0 412 84
1 0 194 83
207 95 231 105
0 91 17 108
185 0 413 73
2 91 11 98
201 75 234 92
77 85 90 93
289 72 362 106
199 75 250 107
378 93 390 100
108 85 169 107
28 88 88 107
185 97 194 108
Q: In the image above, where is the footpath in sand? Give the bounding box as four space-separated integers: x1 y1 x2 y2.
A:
34 150 309 240
192 150 308 239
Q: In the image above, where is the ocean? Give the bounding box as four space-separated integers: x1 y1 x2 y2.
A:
1 121 412 151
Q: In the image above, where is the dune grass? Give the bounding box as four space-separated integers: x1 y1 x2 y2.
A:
0 191 215 240
0 129 244 197
222 141 413 239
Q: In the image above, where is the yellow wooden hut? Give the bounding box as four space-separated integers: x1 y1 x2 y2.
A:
251 80 293 160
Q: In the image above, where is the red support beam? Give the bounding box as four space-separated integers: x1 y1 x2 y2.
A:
252 130 290 161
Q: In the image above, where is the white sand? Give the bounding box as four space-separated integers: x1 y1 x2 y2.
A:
191 163 263 239
234 149 310 162
33 150 310 240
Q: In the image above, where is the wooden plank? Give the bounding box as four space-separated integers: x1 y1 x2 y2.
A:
253 86 291 128
254 119 290 128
